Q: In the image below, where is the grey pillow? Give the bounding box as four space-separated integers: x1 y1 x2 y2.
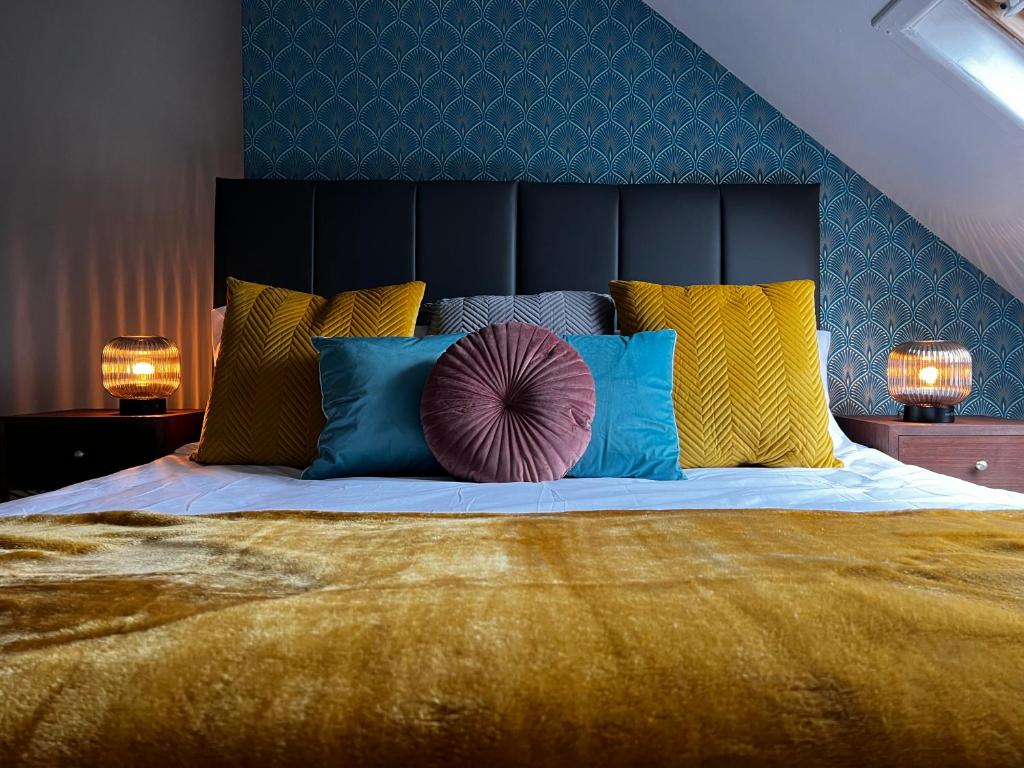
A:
428 291 615 336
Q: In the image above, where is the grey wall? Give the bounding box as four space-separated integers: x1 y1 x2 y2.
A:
0 0 242 414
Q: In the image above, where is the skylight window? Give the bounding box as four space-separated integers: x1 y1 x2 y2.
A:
874 0 1024 123
968 0 1024 43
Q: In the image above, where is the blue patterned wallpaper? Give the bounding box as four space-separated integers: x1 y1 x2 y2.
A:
242 0 1024 417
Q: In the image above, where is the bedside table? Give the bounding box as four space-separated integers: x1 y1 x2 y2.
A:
835 415 1024 493
0 409 204 501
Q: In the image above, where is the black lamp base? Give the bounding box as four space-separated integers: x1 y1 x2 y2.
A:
901 405 955 423
119 398 167 415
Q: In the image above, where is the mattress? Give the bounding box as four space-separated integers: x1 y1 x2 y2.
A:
3 439 1022 516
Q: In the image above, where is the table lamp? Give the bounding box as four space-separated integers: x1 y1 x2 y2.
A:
102 336 181 414
887 340 972 423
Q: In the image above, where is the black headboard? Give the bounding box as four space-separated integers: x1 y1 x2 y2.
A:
214 180 820 307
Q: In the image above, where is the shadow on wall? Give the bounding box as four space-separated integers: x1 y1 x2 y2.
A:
0 0 242 416
0 157 216 413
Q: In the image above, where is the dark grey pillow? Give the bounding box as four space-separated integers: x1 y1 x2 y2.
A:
428 291 615 336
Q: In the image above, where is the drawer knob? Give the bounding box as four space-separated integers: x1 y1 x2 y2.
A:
72 449 85 460
976 460 988 472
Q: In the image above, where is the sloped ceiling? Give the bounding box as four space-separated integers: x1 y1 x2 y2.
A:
647 0 1024 302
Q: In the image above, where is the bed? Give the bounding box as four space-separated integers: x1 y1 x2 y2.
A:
3 180 1023 767
2 437 1023 516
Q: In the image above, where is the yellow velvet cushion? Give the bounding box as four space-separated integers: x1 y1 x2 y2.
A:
192 277 425 468
609 279 840 469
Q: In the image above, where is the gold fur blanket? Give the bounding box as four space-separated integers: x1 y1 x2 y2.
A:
3 508 1024 767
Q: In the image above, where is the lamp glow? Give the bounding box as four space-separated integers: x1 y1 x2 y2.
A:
887 340 972 423
102 336 181 415
918 366 939 386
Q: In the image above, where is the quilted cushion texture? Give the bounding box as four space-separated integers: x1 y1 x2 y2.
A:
428 291 614 336
192 277 424 468
421 323 596 482
610 279 840 469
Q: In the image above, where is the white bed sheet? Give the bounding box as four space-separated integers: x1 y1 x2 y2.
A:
3 440 1023 516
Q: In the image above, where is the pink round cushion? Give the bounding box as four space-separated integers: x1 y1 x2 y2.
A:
421 323 596 483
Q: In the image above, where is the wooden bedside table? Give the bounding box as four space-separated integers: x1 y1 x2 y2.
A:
835 415 1024 493
0 409 204 501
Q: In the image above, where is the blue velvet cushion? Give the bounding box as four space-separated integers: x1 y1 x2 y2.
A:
305 330 683 481
303 335 463 479
565 331 684 480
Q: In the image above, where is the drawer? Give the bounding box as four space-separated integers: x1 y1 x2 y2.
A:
2 420 159 492
898 435 1024 493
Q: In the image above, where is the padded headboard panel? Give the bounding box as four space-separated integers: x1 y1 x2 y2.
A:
214 180 820 308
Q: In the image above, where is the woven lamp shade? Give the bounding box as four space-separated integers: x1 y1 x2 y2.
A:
887 340 971 422
102 336 180 412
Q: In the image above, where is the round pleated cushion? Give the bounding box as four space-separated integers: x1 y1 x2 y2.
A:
421 323 596 483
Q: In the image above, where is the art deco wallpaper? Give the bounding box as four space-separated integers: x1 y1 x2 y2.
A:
242 0 1024 417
